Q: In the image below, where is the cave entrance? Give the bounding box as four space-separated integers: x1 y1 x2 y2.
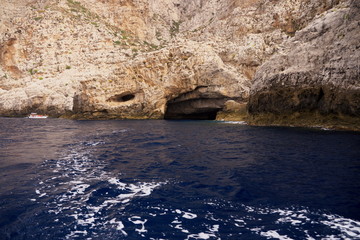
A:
164 87 229 120
106 93 135 103
164 98 224 120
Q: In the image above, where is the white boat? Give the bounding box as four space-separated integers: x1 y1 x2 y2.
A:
28 113 48 118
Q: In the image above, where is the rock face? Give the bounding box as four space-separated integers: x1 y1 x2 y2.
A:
72 41 249 119
248 0 360 128
0 0 355 123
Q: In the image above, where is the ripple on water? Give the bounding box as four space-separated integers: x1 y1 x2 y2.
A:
32 137 166 239
26 124 360 240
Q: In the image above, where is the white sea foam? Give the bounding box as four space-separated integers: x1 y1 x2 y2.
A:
186 232 217 240
109 218 128 236
129 216 148 236
183 212 197 219
247 205 360 239
77 217 95 226
71 184 90 195
170 217 190 234
65 230 88 239
260 230 293 240
210 224 219 232
200 200 360 239
234 219 246 227
108 177 127 188
175 209 197 219
172 219 182 224
321 214 360 238
35 140 166 239
33 134 360 240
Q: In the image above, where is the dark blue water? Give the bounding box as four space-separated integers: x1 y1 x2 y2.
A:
0 118 359 239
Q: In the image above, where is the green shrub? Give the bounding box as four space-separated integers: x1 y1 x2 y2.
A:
29 69 38 75
170 20 181 37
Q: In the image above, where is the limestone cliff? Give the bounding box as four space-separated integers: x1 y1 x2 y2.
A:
248 0 360 130
0 0 354 124
72 41 250 119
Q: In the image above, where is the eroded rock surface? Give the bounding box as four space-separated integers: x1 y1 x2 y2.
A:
0 0 351 121
72 42 249 119
248 0 360 129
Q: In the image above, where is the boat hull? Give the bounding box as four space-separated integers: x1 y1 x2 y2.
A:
28 113 48 118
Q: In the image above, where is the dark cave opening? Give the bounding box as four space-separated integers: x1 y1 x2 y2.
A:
164 99 224 120
106 93 135 103
164 109 220 120
121 94 135 101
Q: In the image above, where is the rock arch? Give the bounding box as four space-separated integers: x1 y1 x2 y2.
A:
164 86 229 120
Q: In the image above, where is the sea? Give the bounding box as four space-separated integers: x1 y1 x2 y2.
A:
0 118 359 240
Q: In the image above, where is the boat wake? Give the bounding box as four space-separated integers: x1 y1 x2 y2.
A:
30 127 360 239
33 132 166 239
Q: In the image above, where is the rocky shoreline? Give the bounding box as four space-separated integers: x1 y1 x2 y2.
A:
1 0 359 130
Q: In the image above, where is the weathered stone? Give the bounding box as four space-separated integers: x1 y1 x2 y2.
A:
0 0 350 122
72 42 249 119
248 0 360 129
